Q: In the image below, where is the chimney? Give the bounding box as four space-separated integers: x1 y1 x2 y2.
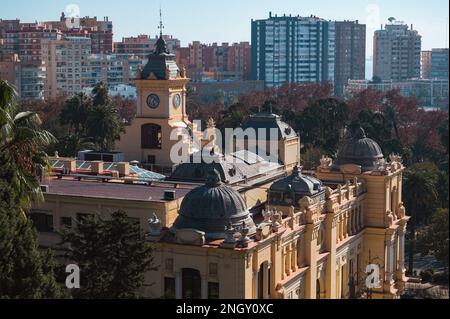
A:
63 159 76 174
117 162 130 177
269 11 272 18
91 161 104 174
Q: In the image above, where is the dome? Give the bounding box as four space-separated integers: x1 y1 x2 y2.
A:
171 170 256 240
270 166 323 196
240 112 298 141
333 127 384 172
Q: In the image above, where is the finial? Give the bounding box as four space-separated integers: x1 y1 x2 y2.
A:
292 165 300 177
158 6 164 38
205 169 222 187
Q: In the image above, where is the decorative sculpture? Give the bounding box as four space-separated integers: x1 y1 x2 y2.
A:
221 223 238 248
271 210 281 232
237 221 250 248
319 155 333 170
148 213 161 237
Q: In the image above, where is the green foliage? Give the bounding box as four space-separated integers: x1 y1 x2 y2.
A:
61 210 156 299
0 79 62 297
86 104 124 152
403 163 439 226
56 83 124 155
296 98 348 154
417 208 449 270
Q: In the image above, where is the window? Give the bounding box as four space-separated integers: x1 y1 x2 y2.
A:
182 268 201 299
164 277 176 299
61 217 72 229
30 211 53 232
208 282 219 299
141 124 162 149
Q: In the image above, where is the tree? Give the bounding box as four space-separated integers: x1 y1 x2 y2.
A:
92 82 110 107
403 164 439 275
0 80 56 210
0 79 62 298
86 103 124 151
417 208 449 274
60 92 92 136
297 98 349 154
61 210 156 299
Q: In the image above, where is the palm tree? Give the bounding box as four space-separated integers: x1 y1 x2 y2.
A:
0 80 56 214
403 169 438 275
60 92 92 135
86 103 123 151
92 81 110 107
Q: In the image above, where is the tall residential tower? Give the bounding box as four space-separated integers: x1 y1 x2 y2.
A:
373 22 421 81
251 13 335 87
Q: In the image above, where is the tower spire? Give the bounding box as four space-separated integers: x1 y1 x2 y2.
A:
158 6 164 38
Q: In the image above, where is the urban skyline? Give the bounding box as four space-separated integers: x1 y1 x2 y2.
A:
1 1 448 49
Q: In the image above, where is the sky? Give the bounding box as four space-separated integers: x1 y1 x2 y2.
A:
1 0 449 78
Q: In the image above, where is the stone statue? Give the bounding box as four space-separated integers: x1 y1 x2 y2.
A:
319 155 333 170
389 153 402 164
237 221 250 248
54 150 59 159
397 202 406 218
223 223 237 245
148 213 161 237
271 211 281 233
375 158 387 172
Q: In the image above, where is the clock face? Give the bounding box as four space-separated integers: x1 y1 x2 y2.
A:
146 94 160 109
173 94 181 109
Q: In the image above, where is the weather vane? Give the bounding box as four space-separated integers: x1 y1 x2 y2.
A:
158 6 164 37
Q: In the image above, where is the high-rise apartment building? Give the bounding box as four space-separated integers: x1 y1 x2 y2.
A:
334 20 366 96
19 62 46 100
175 41 251 81
430 48 449 79
421 50 432 79
41 35 92 98
42 34 144 98
373 22 421 81
0 52 21 89
251 13 335 87
114 34 180 60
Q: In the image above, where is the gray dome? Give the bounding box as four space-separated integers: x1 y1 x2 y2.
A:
333 127 384 172
172 170 256 240
270 166 323 196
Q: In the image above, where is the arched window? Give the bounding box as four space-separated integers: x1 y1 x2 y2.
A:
182 268 201 299
141 124 162 149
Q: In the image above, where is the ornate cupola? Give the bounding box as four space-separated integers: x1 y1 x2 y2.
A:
332 127 384 172
171 170 257 240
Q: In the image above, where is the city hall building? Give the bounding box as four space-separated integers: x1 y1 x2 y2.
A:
33 34 409 299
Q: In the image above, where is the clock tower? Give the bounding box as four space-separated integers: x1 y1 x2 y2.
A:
115 21 197 166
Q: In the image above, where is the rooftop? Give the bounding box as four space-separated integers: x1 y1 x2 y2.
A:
42 177 197 202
